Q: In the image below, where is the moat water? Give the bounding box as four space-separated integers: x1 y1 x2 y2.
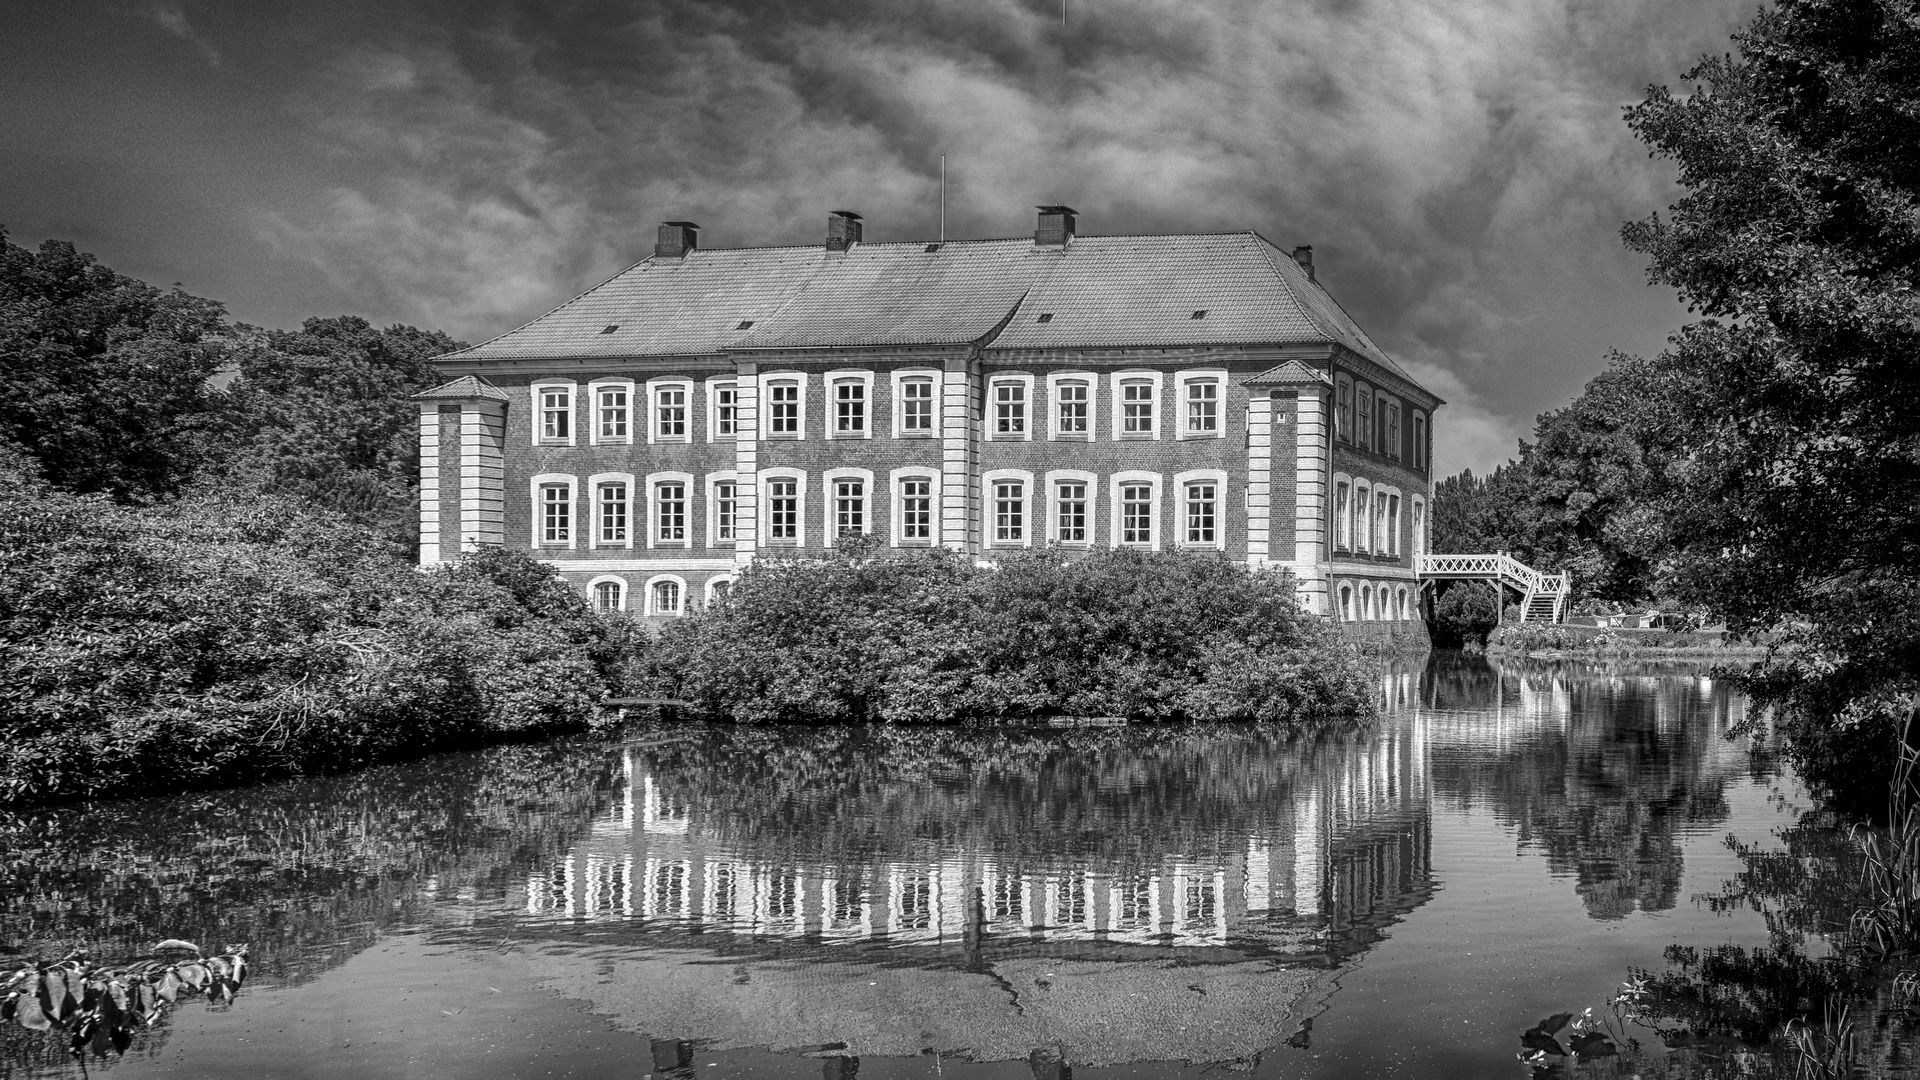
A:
0 654 1878 1078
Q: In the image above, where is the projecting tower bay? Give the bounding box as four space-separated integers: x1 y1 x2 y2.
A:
413 207 1439 639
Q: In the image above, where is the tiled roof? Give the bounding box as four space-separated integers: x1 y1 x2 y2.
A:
411 374 509 401
439 233 1421 390
442 247 824 362
734 239 1035 349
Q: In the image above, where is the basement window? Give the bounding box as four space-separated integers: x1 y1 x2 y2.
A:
600 324 620 334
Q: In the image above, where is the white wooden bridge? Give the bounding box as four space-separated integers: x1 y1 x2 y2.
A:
1415 553 1571 624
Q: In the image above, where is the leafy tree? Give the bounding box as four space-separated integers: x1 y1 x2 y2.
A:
1620 0 1920 808
1430 465 1535 562
646 542 1373 726
1514 357 1684 602
0 229 229 497
1430 582 1499 647
0 456 636 806
211 316 464 539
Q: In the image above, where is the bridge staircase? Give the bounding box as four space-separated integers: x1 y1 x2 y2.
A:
1414 553 1571 624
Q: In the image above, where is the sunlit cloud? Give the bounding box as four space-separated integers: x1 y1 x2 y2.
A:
244 0 1747 473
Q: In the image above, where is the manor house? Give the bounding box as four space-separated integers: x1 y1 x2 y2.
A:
414 207 1439 624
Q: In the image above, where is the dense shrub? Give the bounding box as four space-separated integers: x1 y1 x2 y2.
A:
1431 582 1499 647
0 461 636 804
644 541 1374 726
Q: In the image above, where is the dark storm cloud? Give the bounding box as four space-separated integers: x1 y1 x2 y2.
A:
1 0 1753 473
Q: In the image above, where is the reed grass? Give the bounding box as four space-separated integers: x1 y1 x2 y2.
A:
1848 710 1920 958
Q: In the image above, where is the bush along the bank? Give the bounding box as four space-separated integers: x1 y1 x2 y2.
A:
644 540 1375 726
0 463 637 805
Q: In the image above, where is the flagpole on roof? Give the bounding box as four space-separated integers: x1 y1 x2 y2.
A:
940 154 947 242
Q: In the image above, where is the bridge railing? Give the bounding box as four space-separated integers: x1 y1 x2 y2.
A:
1416 554 1570 601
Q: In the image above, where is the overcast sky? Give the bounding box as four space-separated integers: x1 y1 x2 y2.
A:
2 0 1755 476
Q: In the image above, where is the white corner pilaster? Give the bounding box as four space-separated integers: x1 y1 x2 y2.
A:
1245 392 1272 567
418 402 442 567
732 362 759 565
1293 387 1332 615
940 356 978 553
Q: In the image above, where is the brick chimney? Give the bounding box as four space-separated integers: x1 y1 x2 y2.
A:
1035 205 1077 247
827 210 863 254
656 221 699 260
1291 245 1315 281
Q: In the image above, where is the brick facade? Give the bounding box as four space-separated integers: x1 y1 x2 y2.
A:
415 214 1442 626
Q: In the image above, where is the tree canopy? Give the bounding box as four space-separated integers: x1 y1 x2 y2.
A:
1621 0 1919 806
0 230 229 498
1433 0 1920 805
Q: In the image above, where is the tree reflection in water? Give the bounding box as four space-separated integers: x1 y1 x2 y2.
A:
0 655 1835 1076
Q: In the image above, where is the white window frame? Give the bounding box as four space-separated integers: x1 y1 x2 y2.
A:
1108 470 1163 551
643 574 688 618
1386 489 1402 556
987 373 1035 442
705 471 739 547
1173 469 1227 550
1044 469 1098 546
1385 397 1402 460
1335 375 1353 444
1046 371 1097 441
586 379 635 446
1173 370 1229 440
1354 381 1374 452
706 377 739 443
646 378 694 445
890 467 940 547
530 381 577 447
586 471 636 550
587 575 629 613
762 372 808 440
759 467 807 547
890 368 941 439
1374 484 1392 554
826 369 875 440
982 468 1035 549
822 467 876 547
1110 371 1164 441
1337 581 1354 622
704 576 736 607
1352 481 1371 554
1413 410 1427 470
529 472 577 550
646 470 695 549
1411 495 1427 560
1332 472 1353 552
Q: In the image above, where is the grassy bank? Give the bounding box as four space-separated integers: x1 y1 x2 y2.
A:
1485 622 1768 662
642 541 1377 726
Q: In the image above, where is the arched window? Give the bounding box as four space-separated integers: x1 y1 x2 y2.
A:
1334 480 1351 551
648 577 685 617
1359 585 1373 621
1339 583 1353 621
590 577 625 613
706 577 734 607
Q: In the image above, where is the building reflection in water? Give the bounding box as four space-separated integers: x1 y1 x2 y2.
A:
517 658 1754 955
520 666 1436 964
